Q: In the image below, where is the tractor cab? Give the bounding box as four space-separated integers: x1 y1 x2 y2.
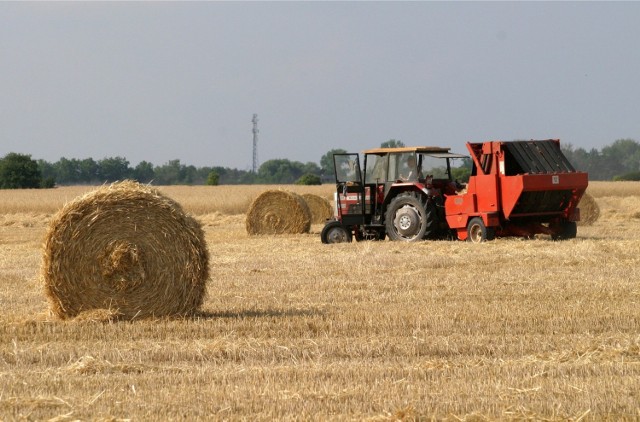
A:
321 147 467 243
363 147 466 194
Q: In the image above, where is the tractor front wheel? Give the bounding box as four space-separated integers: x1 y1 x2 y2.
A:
321 220 352 244
385 194 429 242
467 217 495 243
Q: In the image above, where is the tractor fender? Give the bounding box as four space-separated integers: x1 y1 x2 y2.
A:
382 185 430 209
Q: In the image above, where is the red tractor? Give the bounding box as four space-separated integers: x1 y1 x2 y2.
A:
321 145 467 243
321 140 588 243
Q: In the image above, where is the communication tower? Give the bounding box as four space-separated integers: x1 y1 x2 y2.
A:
252 114 259 173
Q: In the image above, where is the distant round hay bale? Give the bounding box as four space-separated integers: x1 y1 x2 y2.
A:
245 190 311 235
577 191 600 226
42 181 209 320
301 193 333 224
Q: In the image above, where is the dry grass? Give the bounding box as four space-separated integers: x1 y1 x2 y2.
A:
1 182 640 420
586 180 640 198
0 184 335 216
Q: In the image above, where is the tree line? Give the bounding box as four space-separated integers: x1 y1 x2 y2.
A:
560 138 640 181
0 154 336 189
1 138 639 189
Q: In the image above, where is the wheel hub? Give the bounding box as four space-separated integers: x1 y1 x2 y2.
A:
469 225 481 242
327 227 348 243
394 206 421 237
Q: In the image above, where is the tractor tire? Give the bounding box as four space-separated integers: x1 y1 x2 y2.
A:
467 217 495 243
551 220 577 241
321 220 352 244
423 200 439 240
385 194 434 242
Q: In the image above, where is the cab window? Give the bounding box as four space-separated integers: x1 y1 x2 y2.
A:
365 154 388 183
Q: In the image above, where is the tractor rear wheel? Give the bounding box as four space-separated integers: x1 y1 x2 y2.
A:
321 220 352 244
467 217 495 243
385 194 432 242
423 200 439 239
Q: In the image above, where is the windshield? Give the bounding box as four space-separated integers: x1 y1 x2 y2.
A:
418 153 451 179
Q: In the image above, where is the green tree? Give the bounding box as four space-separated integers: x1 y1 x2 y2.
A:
613 171 640 181
54 157 81 184
567 146 601 178
37 159 56 188
380 139 405 148
295 173 321 185
154 159 182 185
258 159 306 184
237 170 258 184
41 176 56 188
301 161 321 176
562 139 640 180
210 166 228 182
0 153 42 189
180 165 199 185
451 157 472 182
206 170 220 186
132 161 155 183
37 159 56 183
98 157 131 182
197 166 213 184
78 158 99 183
601 139 640 180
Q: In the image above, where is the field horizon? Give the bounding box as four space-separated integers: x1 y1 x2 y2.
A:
1 181 639 420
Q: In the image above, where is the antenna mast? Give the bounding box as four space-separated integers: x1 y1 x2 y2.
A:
252 114 259 173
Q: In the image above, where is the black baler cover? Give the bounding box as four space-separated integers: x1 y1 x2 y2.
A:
504 140 576 175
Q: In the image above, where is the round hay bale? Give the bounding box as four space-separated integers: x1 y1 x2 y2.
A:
245 190 311 235
301 193 333 224
577 191 600 226
42 181 209 320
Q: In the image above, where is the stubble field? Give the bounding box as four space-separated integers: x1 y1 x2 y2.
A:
1 182 639 421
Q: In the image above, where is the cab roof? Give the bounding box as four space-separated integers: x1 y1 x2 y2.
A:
363 146 467 158
364 146 450 154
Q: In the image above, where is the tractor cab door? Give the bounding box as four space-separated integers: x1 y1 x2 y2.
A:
333 154 367 224
334 154 362 185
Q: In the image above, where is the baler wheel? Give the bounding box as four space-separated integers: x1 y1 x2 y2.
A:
321 220 352 244
467 217 495 243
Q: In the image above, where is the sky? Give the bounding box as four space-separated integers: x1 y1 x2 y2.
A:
2 2 640 170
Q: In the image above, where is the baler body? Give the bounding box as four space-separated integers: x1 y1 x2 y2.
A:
445 140 588 240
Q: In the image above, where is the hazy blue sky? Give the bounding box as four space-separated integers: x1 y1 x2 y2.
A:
2 2 639 170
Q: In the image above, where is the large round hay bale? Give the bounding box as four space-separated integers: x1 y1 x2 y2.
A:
577 191 600 226
245 190 311 235
42 181 209 320
301 193 333 224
